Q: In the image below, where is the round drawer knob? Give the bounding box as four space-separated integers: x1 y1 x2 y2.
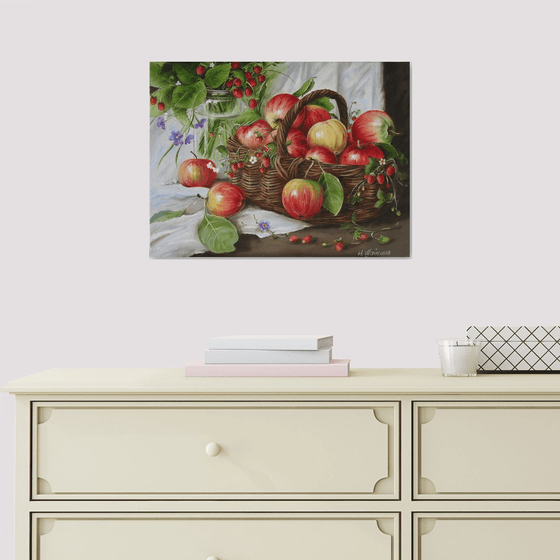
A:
205 442 221 457
207 557 219 560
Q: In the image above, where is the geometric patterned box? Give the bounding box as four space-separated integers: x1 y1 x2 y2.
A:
466 326 560 372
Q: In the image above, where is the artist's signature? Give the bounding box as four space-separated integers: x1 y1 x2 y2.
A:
357 249 391 257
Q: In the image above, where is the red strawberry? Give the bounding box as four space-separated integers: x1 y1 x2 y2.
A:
254 65 262 74
249 99 257 109
245 86 253 97
377 174 385 185
233 78 242 87
359 232 369 240
196 65 205 75
248 78 257 87
259 167 265 174
231 62 240 69
262 156 270 167
365 174 375 184
228 172 234 178
232 163 238 171
237 162 244 169
302 235 312 244
255 152 262 158
232 88 243 98
150 96 157 105
157 102 165 111
386 165 396 176
258 74 266 83
335 241 344 252
245 71 252 79
289 235 299 243
226 79 233 87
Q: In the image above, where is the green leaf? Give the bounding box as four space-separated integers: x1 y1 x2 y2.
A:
310 97 335 112
172 107 192 126
216 145 229 157
172 81 206 110
292 77 315 97
234 108 262 125
365 158 380 176
150 102 162 117
150 209 185 223
378 235 390 244
349 195 363 205
351 211 358 224
397 171 408 181
386 193 393 202
319 172 344 216
231 69 244 82
150 62 173 88
377 189 386 202
339 223 352 230
198 213 239 254
173 63 199 86
375 142 398 159
374 200 385 209
205 63 232 89
154 85 175 107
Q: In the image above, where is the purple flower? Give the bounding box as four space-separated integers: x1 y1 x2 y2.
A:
156 117 166 130
185 134 195 145
169 131 184 146
194 118 207 129
258 220 270 232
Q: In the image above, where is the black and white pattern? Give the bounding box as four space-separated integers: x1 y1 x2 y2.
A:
466 326 560 372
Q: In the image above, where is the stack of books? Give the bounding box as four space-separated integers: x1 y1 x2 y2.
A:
185 335 349 377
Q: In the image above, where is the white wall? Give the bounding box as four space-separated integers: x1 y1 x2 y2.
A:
1 1 559 557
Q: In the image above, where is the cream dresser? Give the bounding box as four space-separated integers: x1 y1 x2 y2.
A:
3 368 560 559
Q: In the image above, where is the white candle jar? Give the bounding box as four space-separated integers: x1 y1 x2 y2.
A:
437 339 482 376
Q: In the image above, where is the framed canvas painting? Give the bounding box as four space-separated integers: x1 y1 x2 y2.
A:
150 62 410 258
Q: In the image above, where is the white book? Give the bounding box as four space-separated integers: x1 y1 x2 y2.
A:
208 335 334 351
205 347 333 364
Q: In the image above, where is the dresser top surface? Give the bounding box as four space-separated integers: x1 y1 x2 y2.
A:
3 368 560 395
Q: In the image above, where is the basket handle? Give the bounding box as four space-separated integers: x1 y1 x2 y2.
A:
275 89 349 160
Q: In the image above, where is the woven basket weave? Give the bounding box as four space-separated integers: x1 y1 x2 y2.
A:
227 89 389 225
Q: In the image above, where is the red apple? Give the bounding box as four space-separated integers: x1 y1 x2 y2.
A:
206 182 246 218
286 128 309 158
339 143 385 166
347 126 356 147
282 178 323 220
264 93 299 129
178 158 217 188
235 119 273 150
352 110 396 145
305 146 337 164
293 105 331 135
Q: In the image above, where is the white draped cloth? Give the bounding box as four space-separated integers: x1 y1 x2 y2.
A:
149 62 384 257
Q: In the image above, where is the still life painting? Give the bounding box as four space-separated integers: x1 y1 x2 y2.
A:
150 62 410 257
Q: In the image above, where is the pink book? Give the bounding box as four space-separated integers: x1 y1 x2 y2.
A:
185 359 350 377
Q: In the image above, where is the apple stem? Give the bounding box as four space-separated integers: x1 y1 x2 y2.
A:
190 151 198 158
389 129 402 137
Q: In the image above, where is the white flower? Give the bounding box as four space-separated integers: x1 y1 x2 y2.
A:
176 80 182 86
379 158 386 165
163 112 168 121
209 63 215 68
213 166 219 173
207 162 214 169
249 156 257 164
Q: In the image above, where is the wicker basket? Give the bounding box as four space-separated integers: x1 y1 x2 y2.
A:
227 89 390 225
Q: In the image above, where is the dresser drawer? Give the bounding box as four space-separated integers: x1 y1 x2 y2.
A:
34 513 398 560
416 513 560 560
415 402 560 499
33 401 398 499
